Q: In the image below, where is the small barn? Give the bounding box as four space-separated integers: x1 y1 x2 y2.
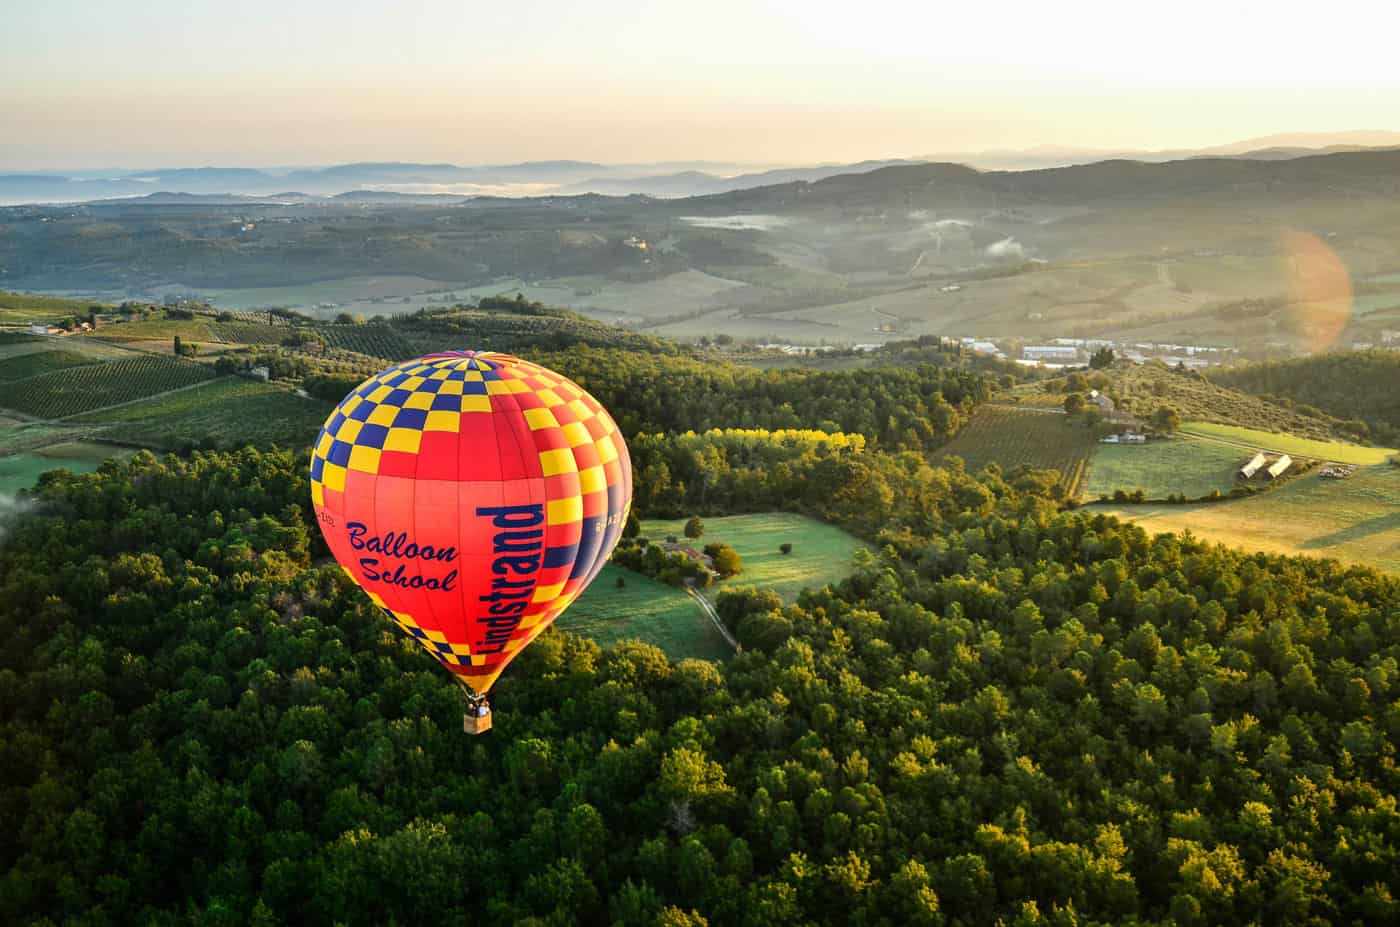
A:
1265 454 1292 480
1238 452 1267 480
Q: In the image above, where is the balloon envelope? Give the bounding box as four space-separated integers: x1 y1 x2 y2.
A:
310 350 631 694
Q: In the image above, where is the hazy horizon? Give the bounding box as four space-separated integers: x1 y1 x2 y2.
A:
6 0 1400 171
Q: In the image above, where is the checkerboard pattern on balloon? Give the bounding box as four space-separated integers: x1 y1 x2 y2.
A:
310 350 632 695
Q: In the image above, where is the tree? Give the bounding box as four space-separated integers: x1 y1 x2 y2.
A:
684 516 704 539
173 335 183 355
780 543 793 555
1151 405 1181 434
706 543 742 577
1063 394 1085 415
623 511 641 539
1090 347 1116 369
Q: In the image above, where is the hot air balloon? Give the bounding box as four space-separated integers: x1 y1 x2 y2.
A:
309 350 632 733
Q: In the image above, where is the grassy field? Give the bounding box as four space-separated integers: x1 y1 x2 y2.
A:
0 442 133 495
932 405 1095 497
71 378 334 449
1 355 217 419
0 335 132 361
1084 435 1249 500
1099 464 1400 574
0 290 106 324
1180 422 1396 465
0 418 78 453
557 563 730 661
87 319 218 344
0 350 101 381
640 512 870 601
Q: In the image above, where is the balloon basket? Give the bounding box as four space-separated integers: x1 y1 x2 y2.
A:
463 711 493 735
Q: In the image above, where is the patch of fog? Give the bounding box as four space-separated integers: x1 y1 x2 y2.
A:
678 214 793 231
986 237 1026 259
0 493 36 545
373 182 561 198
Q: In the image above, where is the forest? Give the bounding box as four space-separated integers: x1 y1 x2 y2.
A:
3 443 1399 926
3 318 1399 926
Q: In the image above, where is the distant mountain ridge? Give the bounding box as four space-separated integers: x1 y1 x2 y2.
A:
682 147 1400 213
3 130 1399 205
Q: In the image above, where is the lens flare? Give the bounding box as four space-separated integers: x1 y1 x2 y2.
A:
1278 229 1352 351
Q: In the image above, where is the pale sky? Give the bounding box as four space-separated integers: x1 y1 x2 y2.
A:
3 0 1400 170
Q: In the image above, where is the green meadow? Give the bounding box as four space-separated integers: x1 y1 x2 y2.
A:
641 512 870 601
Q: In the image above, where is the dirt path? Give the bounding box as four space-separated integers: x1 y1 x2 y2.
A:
686 588 739 652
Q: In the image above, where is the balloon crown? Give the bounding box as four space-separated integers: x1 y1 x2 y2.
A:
420 349 522 369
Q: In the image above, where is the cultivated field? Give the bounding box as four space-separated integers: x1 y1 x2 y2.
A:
932 405 1095 497
208 322 289 345
640 512 870 601
1180 422 1396 465
558 563 730 661
71 378 334 449
1 355 218 419
0 350 100 381
1084 435 1248 500
318 326 419 360
1099 464 1400 574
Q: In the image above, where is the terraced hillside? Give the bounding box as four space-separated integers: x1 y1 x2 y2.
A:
1097 362 1354 440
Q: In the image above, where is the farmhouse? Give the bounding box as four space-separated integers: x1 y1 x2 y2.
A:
660 542 714 569
1266 454 1292 480
1239 452 1267 480
1088 389 1116 413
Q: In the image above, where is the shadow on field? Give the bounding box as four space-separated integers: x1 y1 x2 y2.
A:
1300 511 1400 551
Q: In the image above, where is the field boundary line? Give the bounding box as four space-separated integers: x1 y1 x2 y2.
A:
1178 425 1388 465
53 374 234 423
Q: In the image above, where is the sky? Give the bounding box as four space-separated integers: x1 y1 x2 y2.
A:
4 0 1400 170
